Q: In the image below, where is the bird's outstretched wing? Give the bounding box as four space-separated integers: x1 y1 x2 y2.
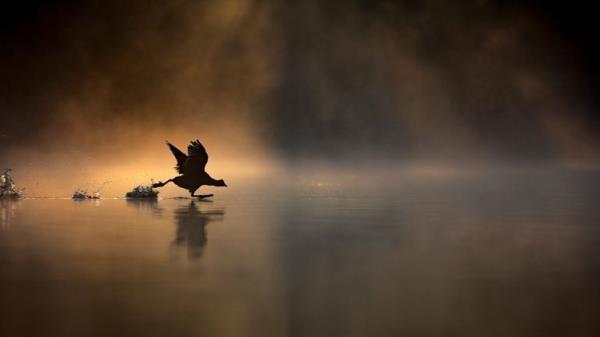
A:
166 141 188 174
184 139 209 173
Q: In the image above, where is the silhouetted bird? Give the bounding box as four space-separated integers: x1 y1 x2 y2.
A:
152 140 227 198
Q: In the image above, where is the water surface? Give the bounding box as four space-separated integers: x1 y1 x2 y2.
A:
2 173 600 336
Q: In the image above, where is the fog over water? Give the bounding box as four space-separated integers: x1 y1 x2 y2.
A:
2 2 600 336
2 1 600 195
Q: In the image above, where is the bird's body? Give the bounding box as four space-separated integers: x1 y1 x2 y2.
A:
153 139 227 198
172 171 219 192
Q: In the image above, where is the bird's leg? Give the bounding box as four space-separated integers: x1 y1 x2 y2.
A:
152 179 173 188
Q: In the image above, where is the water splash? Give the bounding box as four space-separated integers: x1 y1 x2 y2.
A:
0 169 23 199
125 184 159 199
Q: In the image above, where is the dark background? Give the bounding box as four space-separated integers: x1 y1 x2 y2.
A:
1 0 599 167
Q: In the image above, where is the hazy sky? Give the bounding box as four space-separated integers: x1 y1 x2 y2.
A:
1 0 600 192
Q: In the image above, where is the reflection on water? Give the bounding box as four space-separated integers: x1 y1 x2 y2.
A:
125 198 161 214
173 201 225 259
1 173 600 337
1 198 21 229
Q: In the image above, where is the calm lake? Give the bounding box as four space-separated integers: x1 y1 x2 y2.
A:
1 172 600 337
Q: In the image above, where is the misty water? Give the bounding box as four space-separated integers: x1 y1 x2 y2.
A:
1 172 600 337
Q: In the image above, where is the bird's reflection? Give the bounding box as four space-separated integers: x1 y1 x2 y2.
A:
173 201 224 259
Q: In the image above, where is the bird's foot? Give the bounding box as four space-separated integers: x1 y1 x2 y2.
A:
192 194 213 199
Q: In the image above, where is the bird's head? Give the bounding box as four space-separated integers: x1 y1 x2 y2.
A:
216 179 227 187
